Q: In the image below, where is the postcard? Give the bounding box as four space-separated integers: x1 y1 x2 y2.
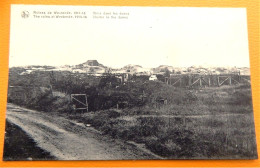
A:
3 4 257 160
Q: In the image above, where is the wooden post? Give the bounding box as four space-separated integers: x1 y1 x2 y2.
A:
188 75 191 86
85 95 88 112
49 84 53 96
208 77 211 87
199 78 202 87
165 77 169 85
217 76 220 87
229 76 232 85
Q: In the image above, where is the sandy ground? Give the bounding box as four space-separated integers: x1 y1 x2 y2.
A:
5 103 159 160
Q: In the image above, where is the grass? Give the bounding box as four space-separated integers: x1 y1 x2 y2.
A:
66 83 257 159
7 72 257 159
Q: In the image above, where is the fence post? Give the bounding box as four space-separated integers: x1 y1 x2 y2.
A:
188 75 191 86
165 77 169 85
85 95 88 112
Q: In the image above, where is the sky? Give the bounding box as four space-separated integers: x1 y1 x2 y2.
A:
9 5 250 68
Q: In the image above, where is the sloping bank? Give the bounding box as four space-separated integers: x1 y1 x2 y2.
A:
3 120 55 161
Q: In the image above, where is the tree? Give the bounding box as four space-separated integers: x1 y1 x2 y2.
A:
164 68 171 77
104 68 113 76
98 76 120 88
89 67 95 73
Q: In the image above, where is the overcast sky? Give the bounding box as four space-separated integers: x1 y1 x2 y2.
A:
9 5 250 68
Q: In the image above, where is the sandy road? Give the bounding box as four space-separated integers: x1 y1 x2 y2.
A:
5 103 159 160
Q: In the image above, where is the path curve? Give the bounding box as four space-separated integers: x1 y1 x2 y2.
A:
5 103 159 160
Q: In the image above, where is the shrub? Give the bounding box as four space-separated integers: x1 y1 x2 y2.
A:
182 91 198 103
230 90 252 105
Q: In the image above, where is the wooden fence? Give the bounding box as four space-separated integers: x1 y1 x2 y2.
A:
167 74 250 87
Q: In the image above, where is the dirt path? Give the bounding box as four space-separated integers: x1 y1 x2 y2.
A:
5 103 159 160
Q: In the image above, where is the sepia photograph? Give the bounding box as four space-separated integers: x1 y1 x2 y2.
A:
3 5 257 160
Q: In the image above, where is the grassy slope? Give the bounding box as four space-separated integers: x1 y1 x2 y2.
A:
3 121 55 161
67 83 257 159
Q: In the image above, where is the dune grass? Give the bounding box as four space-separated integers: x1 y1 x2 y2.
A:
67 83 257 159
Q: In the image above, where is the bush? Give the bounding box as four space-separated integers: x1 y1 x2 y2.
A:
182 91 198 103
144 123 201 158
230 90 252 105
